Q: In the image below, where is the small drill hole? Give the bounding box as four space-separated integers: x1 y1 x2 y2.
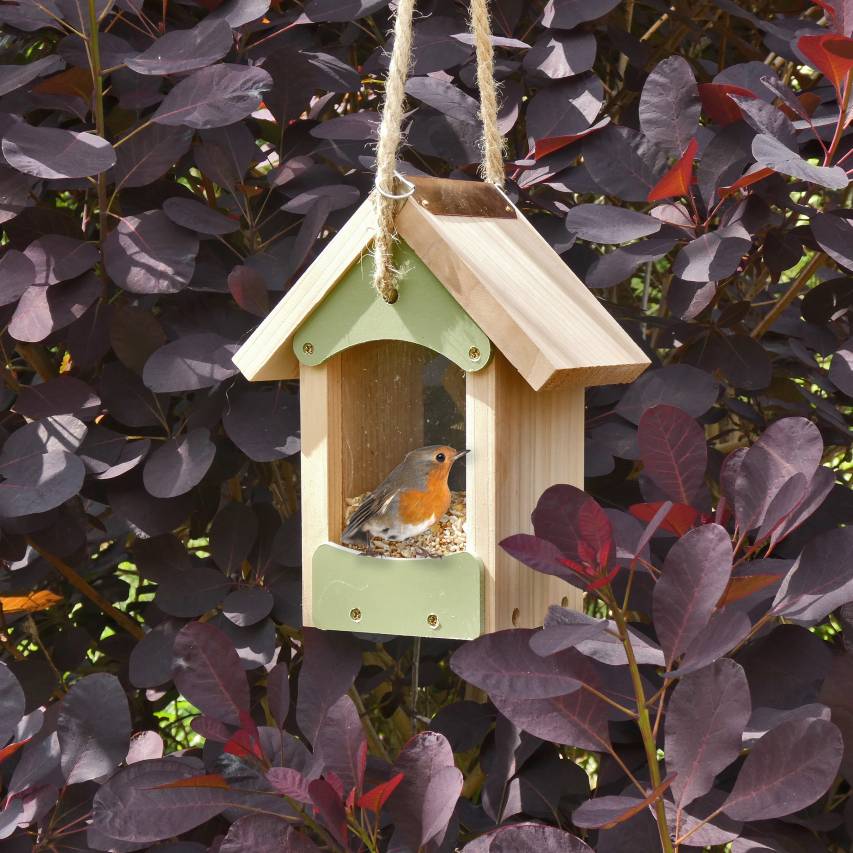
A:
511 607 520 627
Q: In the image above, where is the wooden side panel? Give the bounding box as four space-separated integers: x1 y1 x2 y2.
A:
397 197 650 391
232 198 377 381
300 359 342 627
469 353 585 632
340 341 426 502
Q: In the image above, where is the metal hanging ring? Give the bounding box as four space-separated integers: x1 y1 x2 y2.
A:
375 170 416 200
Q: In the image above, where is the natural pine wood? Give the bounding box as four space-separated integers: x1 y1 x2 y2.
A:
300 358 343 627
232 178 649 391
468 353 584 632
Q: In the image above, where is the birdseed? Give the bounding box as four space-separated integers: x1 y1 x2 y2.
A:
342 490 467 557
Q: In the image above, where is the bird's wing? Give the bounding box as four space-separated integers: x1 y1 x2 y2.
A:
341 482 401 542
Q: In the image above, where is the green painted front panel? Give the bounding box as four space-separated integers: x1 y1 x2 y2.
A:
312 544 483 639
293 241 491 372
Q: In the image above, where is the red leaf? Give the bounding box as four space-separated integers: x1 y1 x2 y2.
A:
630 502 703 537
647 138 699 202
0 737 31 764
224 728 265 761
532 117 610 160
154 773 229 790
798 33 853 89
588 566 620 591
718 165 774 198
698 83 755 125
357 772 404 813
717 573 782 607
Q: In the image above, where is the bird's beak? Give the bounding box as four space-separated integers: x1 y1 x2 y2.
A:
453 449 470 461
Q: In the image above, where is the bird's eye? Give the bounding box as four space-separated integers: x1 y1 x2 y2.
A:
436 452 446 462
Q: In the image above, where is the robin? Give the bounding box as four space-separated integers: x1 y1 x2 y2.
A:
342 445 468 556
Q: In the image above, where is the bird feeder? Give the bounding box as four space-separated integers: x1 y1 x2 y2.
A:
232 177 649 640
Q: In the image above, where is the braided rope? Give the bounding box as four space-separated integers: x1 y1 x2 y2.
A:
371 0 505 301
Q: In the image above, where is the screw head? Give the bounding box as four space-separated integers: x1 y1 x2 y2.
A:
426 614 439 629
302 342 314 355
350 608 362 622
504 204 512 212
468 346 481 362
420 198 430 206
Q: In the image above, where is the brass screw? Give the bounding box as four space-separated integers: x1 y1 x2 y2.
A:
302 342 314 355
421 198 429 206
468 346 481 362
350 608 362 622
426 614 439 629
504 204 512 212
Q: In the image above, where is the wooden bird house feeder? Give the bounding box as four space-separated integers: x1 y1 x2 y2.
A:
233 176 649 640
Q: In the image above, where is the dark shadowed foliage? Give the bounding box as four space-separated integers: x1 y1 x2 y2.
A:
0 0 851 850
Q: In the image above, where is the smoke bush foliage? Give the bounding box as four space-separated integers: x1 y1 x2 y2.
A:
0 0 852 849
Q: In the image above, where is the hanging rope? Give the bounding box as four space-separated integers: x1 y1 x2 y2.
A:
371 0 505 301
469 0 505 187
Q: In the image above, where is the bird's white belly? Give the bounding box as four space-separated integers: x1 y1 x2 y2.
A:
366 515 436 541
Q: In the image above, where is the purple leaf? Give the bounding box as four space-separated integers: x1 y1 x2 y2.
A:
24 235 98 285
734 417 823 532
163 197 240 235
129 622 179 689
638 405 707 505
266 767 312 803
542 0 620 28
302 0 386 22
529 608 609 656
639 56 701 156
621 367 721 433
296 628 361 745
565 204 661 244
113 124 193 190
523 30 596 79
308 777 348 847
78 425 150 479
653 523 732 665
451 629 583 698
0 663 25 747
142 333 239 393
266 662 290 729
405 77 480 123
220 814 299 853
722 718 842 820
58 673 131 784
463 823 594 852
830 339 853 395
9 271 102 343
672 225 751 282
222 588 273 627
583 125 669 202
0 249 34 306
387 731 463 850
126 19 233 75
157 565 230 617
0 165 37 224
227 265 269 317
314 695 366 794
772 527 853 624
671 609 752 678
812 213 853 272
730 95 797 148
210 502 259 575
142 427 215 498
752 134 848 189
13 376 100 422
0 55 64 96
685 332 772 390
2 124 115 179
526 74 603 142
500 534 581 587
665 659 751 809
586 234 677 288
222 388 299 462
208 0 272 27
152 64 272 129
104 210 199 295
172 622 250 726
0 442 85 518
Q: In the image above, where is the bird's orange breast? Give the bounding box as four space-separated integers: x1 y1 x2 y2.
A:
397 467 451 525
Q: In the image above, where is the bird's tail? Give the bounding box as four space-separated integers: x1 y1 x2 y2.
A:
341 523 369 546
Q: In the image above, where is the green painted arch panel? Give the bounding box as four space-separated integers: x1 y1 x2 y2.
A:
312 543 483 640
293 240 491 372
